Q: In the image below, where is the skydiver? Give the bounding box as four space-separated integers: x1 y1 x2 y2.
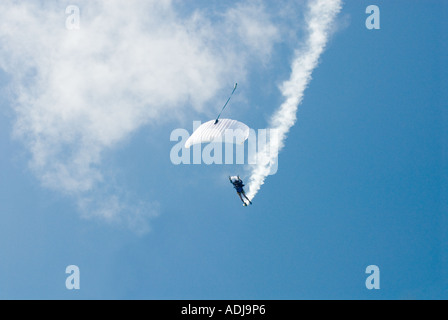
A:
229 176 252 206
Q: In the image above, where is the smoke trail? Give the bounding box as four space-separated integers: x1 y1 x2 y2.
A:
246 0 342 200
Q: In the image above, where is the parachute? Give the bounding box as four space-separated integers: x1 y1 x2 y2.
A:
185 83 250 148
184 83 253 206
185 119 250 148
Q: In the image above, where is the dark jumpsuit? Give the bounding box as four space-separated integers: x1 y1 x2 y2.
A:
232 179 245 193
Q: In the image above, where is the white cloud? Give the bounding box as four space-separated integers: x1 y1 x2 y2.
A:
0 0 281 231
224 0 280 63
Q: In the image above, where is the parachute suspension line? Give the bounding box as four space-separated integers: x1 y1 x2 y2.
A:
215 83 238 125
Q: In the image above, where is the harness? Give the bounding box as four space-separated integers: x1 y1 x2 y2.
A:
232 180 244 192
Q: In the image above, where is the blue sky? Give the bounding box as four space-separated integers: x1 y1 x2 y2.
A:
0 0 447 299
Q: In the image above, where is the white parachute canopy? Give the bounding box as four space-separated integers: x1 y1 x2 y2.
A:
185 119 250 148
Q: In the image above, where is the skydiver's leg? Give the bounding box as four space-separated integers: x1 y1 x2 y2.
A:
237 193 246 204
242 191 252 204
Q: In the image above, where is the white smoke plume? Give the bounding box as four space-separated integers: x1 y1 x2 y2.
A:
246 0 342 200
